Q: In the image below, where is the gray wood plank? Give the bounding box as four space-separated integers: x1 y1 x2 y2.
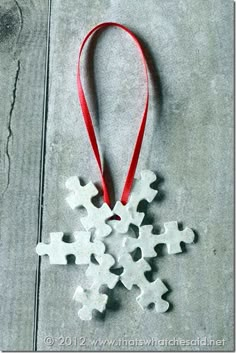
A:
0 0 49 350
37 0 234 351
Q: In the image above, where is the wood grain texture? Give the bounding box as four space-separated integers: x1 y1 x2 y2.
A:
36 0 234 351
0 0 49 350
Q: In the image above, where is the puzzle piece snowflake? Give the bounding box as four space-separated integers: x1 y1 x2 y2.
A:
36 170 196 320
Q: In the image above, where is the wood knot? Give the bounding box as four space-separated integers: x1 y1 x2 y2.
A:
0 2 22 48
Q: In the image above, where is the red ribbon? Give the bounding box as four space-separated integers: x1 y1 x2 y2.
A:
77 22 149 206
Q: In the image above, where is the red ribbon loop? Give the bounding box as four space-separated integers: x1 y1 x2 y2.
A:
77 22 149 206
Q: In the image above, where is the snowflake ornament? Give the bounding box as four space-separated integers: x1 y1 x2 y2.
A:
36 170 195 320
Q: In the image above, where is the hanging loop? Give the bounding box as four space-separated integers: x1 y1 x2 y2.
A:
77 22 149 206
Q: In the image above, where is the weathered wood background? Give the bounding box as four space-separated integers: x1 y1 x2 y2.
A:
0 0 234 351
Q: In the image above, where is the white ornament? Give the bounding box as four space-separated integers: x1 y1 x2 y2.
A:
36 170 195 320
